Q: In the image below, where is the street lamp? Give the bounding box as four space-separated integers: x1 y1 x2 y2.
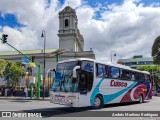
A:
110 51 116 63
41 30 46 99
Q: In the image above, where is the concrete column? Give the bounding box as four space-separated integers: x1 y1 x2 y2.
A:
73 16 75 29
59 16 61 29
61 15 64 29
70 15 73 29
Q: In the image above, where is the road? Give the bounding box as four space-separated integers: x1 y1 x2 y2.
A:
0 97 160 120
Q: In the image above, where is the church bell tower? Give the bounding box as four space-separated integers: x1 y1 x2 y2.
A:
58 6 84 52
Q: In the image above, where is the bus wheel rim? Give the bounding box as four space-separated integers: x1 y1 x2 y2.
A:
94 97 101 107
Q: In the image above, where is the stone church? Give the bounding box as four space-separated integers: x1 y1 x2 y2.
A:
0 6 95 87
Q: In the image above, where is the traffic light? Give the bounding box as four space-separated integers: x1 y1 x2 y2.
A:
31 56 35 62
2 34 8 43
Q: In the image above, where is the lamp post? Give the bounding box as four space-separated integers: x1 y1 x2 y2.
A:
41 30 46 99
110 51 116 63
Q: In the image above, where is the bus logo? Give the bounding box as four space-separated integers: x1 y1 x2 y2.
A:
110 80 127 87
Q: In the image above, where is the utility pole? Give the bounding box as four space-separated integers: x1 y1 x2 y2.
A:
41 30 46 99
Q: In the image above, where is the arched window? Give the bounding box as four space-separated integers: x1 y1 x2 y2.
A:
65 19 69 27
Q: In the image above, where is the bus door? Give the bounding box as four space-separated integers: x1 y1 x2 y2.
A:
78 61 94 107
79 70 93 94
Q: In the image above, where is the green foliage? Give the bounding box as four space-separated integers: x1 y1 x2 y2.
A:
9 62 25 85
137 65 160 73
2 61 25 87
0 59 7 78
152 36 160 65
137 65 160 89
16 86 25 90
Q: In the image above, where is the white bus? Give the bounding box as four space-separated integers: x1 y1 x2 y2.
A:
50 58 152 108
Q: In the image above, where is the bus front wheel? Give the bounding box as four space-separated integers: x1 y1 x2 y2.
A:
93 95 103 109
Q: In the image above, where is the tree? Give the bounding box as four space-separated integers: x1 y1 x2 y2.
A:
3 62 25 87
152 36 160 65
0 59 7 78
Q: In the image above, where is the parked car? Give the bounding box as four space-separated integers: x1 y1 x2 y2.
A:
152 90 158 96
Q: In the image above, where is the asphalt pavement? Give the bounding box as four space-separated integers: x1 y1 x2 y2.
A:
0 96 160 120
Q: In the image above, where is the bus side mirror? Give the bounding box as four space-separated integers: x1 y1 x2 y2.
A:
73 66 80 78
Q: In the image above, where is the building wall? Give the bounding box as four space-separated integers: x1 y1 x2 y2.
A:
59 35 76 51
118 55 154 69
0 51 95 87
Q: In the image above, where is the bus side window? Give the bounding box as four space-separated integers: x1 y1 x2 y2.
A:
104 66 109 78
148 75 151 82
110 67 120 79
120 69 130 80
96 64 108 78
108 67 112 77
97 64 104 77
130 72 135 81
135 73 139 82
145 74 150 82
81 61 93 72
139 74 144 82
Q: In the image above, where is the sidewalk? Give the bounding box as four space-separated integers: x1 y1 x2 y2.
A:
0 96 50 101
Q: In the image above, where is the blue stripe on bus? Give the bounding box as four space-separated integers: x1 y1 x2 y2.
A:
90 78 137 105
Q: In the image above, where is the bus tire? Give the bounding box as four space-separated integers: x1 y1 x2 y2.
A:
139 94 144 103
93 95 103 109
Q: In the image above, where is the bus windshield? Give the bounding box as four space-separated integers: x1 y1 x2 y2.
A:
52 61 79 92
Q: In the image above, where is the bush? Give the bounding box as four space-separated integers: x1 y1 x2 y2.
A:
16 86 25 90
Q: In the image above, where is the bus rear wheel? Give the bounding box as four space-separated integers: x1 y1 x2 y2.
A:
139 94 144 103
93 95 103 109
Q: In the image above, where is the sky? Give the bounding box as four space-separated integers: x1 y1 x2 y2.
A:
0 0 160 63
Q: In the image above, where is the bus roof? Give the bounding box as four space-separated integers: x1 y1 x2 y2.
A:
58 58 150 75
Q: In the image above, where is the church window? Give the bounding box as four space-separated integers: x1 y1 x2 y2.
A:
65 19 69 27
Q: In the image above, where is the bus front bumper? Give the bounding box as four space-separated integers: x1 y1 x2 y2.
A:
50 92 78 107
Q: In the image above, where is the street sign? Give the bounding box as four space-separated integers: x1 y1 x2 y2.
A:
22 57 30 64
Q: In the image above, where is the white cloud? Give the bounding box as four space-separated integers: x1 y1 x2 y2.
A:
0 0 160 64
0 0 60 51
77 0 160 63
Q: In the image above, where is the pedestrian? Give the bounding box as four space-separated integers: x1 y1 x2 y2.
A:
23 88 26 98
34 87 37 98
23 87 28 98
10 87 14 96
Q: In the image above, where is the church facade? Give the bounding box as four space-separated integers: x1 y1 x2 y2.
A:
0 6 95 87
